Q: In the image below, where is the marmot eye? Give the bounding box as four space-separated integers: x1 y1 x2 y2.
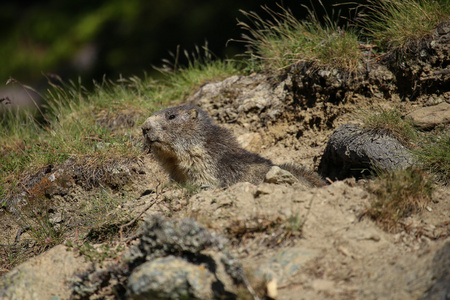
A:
168 114 176 120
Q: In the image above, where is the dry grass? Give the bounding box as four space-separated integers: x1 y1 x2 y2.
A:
365 167 433 232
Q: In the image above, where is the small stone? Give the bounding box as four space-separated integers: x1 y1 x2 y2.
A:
266 278 278 299
265 166 299 185
318 70 331 77
48 172 57 182
338 246 352 257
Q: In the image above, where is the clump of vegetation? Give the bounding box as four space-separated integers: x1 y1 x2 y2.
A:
358 107 418 146
357 107 448 230
414 132 450 184
357 0 450 49
238 5 362 71
280 212 305 242
365 167 434 232
0 173 67 274
0 173 132 273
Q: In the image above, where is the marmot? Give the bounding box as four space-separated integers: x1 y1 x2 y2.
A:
142 105 325 188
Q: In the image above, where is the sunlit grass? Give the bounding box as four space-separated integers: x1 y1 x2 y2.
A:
238 5 363 71
356 0 450 49
157 44 240 100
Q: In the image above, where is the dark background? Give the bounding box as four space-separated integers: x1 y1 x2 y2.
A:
0 0 360 86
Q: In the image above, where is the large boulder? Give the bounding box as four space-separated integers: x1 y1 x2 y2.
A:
318 124 413 180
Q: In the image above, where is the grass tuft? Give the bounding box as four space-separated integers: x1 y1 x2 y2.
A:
238 5 362 72
358 107 418 146
414 131 450 184
74 242 124 267
365 167 433 232
356 0 450 49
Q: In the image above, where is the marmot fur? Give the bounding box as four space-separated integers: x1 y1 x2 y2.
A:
142 105 324 188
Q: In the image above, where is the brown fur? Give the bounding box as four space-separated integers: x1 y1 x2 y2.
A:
142 105 325 188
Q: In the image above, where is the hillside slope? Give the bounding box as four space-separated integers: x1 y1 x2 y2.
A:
1 12 449 300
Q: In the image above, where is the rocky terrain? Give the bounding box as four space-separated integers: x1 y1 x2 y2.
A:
0 21 449 300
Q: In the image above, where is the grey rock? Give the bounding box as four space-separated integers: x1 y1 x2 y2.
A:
127 256 214 300
125 215 228 264
124 216 243 299
73 215 243 299
319 124 413 180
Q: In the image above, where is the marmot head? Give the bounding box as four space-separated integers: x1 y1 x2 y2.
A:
141 105 213 157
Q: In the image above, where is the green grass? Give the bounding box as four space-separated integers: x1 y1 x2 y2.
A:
79 188 132 238
3 200 66 248
72 242 124 267
238 5 363 71
357 0 450 49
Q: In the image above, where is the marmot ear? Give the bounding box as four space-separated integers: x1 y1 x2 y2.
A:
189 108 198 120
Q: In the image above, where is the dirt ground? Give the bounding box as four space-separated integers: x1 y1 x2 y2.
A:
126 99 450 299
